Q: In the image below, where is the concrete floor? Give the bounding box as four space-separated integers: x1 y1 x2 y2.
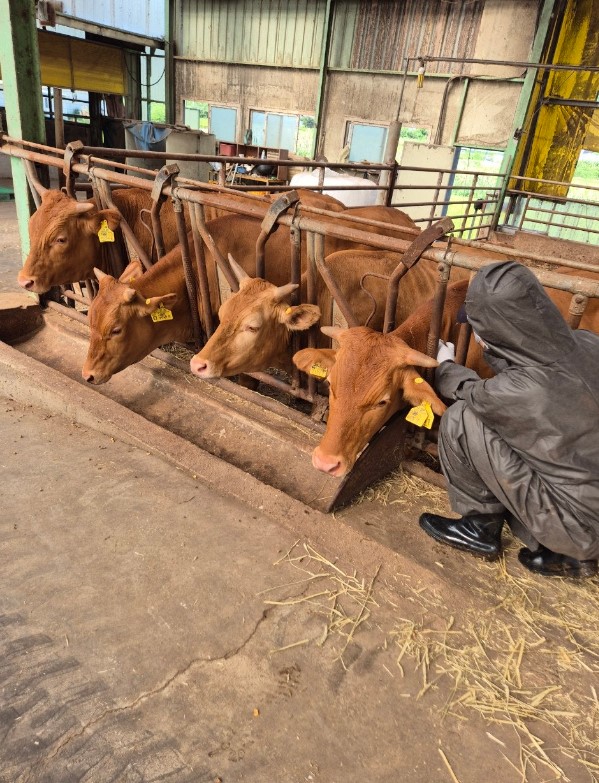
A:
1 198 599 783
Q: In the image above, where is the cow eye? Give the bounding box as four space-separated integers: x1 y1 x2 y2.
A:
376 399 389 408
111 326 122 336
245 325 260 333
54 236 67 245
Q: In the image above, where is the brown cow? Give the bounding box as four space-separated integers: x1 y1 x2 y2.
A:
190 255 320 378
189 251 462 380
17 187 186 293
18 187 347 294
82 205 420 383
294 266 599 477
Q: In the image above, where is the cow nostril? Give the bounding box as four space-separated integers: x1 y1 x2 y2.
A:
192 360 208 373
20 278 34 290
326 460 342 475
85 374 94 384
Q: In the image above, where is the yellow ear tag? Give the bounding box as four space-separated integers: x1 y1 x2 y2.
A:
97 219 115 243
309 362 328 379
150 304 174 323
414 377 424 384
285 307 293 315
405 400 434 429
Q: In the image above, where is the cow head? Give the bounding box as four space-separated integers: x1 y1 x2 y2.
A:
81 260 178 384
293 326 446 477
190 254 320 378
18 190 122 293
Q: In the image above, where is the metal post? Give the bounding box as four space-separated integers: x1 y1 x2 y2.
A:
313 0 334 158
0 0 46 260
164 0 176 124
377 120 401 205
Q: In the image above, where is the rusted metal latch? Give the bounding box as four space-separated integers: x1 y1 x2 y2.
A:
256 190 301 278
383 217 455 333
150 164 180 261
63 140 84 198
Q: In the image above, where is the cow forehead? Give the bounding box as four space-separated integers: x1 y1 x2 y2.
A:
330 330 404 399
30 192 90 239
219 279 278 322
89 283 132 331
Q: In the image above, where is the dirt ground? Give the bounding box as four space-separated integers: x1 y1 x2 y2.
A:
1 199 599 782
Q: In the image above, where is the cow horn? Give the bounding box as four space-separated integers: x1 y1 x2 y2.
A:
73 201 96 214
94 267 109 281
321 326 347 341
273 283 299 302
227 253 249 283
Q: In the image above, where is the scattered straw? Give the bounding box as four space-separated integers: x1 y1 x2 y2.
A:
350 467 451 515
438 748 462 783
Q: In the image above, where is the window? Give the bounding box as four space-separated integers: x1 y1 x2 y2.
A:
249 111 315 156
346 122 430 163
184 101 238 142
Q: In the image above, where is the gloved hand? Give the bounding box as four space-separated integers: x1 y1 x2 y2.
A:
436 340 455 363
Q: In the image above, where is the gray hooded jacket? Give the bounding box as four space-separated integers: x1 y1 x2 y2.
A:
435 261 599 558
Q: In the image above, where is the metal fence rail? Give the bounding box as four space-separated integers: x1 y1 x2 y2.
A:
2 134 598 413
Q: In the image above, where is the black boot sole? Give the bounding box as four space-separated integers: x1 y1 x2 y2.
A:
419 517 501 562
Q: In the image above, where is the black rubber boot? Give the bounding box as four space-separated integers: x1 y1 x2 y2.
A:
419 512 504 561
518 545 598 579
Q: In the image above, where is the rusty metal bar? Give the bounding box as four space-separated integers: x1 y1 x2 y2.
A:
150 164 179 262
62 140 84 198
189 203 215 338
567 293 589 329
455 321 472 366
289 216 302 390
45 299 89 324
96 176 152 272
425 261 452 361
193 203 238 292
255 191 300 278
383 218 453 333
172 192 203 349
58 289 90 308
3 141 598 284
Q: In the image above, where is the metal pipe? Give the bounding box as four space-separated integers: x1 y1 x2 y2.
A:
255 230 268 278
96 176 152 271
173 194 203 348
425 262 451 360
289 219 302 390
383 262 409 334
150 198 166 261
567 294 589 329
2 141 597 277
189 203 215 338
419 54 599 73
193 203 239 292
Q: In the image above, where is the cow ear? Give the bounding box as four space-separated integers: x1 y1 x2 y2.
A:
85 208 122 234
293 348 337 376
139 293 178 313
118 259 144 284
279 303 321 331
401 367 446 416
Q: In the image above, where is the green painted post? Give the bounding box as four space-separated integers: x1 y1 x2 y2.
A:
0 0 46 260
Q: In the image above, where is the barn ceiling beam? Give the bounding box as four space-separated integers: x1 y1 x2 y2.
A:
0 0 46 260
55 12 165 50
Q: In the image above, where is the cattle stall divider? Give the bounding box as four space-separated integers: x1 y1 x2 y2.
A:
3 134 599 511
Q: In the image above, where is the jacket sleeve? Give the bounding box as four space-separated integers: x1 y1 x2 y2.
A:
434 361 481 401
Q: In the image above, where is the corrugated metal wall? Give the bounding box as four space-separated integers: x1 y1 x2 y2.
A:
330 0 484 73
60 0 164 39
175 0 484 73
176 0 327 67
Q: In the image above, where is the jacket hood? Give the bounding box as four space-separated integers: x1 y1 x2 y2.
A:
465 262 575 366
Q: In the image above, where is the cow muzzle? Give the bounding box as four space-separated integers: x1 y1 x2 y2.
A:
17 273 42 292
190 355 219 379
312 446 349 478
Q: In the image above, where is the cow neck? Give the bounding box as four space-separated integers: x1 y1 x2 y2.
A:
133 256 194 344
